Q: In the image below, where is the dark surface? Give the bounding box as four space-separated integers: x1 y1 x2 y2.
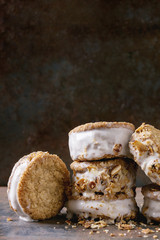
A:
1 187 160 240
1 0 160 185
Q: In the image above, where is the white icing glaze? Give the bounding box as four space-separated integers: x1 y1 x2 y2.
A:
66 198 137 219
8 161 34 222
69 127 133 160
142 197 160 220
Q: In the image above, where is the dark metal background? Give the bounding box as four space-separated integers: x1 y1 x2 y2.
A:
1 0 160 185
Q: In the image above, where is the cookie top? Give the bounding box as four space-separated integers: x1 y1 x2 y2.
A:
8 151 70 221
142 184 160 201
69 122 135 134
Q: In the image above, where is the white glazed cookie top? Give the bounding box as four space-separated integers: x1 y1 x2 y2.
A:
69 127 134 161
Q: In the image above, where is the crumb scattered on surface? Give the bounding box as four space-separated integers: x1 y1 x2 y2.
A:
103 229 109 233
153 235 158 239
7 217 13 221
141 228 154 234
78 219 107 229
110 233 115 237
119 233 125 236
140 222 147 227
65 220 71 225
72 225 77 228
117 222 136 230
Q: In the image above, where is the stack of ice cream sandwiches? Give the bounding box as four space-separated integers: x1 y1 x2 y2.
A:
129 123 160 223
66 122 139 223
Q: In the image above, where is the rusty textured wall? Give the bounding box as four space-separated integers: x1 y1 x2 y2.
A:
1 0 160 185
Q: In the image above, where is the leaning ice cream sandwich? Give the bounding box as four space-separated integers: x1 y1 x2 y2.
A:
69 122 135 161
142 184 160 223
129 123 160 185
66 158 138 222
7 151 70 221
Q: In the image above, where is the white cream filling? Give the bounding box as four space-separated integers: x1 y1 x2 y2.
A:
142 197 160 219
8 161 34 222
66 198 136 219
69 127 133 160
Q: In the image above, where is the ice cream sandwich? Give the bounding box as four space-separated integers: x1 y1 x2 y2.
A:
129 123 160 185
8 151 70 221
142 184 160 222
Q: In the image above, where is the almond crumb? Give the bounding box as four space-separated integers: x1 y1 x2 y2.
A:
65 220 71 225
119 233 124 237
7 217 13 222
140 222 147 227
89 231 93 235
72 225 77 228
141 229 154 234
117 222 135 230
110 233 115 237
103 229 109 233
153 235 158 239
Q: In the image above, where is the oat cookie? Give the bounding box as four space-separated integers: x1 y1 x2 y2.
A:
8 151 70 221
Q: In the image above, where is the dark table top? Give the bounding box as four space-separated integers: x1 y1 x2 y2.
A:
1 187 160 240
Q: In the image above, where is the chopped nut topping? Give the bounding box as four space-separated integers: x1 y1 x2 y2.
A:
89 181 96 189
113 144 122 154
111 165 121 176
